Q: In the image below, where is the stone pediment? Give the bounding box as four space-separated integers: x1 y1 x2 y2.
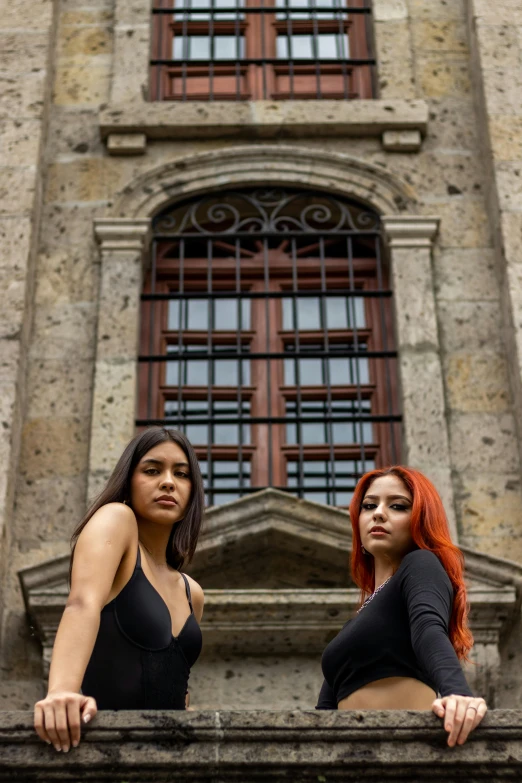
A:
18 489 522 701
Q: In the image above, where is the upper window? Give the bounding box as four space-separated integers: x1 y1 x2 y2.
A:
139 188 401 508
150 0 375 100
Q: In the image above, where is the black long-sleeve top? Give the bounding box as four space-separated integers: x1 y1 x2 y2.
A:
316 549 473 709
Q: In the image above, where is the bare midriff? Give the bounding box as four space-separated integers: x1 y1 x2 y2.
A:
337 677 437 711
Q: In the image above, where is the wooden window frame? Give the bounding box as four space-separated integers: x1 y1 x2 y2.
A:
150 0 373 101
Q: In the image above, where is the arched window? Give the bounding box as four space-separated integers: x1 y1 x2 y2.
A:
139 188 400 506
150 0 375 101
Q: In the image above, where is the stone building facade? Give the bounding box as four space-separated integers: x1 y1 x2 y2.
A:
2 0 522 713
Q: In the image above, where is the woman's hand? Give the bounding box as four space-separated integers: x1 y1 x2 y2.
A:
34 691 97 752
432 695 487 747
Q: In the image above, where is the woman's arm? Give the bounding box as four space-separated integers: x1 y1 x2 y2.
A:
316 679 337 710
34 503 136 753
400 549 487 746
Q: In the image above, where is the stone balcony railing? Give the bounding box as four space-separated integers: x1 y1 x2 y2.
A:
1 710 522 782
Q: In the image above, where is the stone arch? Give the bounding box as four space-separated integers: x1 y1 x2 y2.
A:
111 145 417 220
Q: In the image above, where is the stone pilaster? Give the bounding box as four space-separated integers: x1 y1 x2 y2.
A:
0 0 56 655
88 219 150 502
467 0 522 494
382 216 457 538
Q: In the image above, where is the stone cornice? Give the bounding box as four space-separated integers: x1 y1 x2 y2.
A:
93 217 151 253
1 710 522 780
98 99 429 147
382 215 440 248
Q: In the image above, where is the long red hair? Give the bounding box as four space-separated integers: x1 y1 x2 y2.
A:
349 466 473 660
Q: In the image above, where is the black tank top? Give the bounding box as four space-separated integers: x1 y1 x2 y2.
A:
82 546 202 710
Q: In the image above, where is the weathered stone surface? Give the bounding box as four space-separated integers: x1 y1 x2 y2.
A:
57 25 111 60
417 55 471 98
435 248 498 301
45 158 121 204
473 0 522 25
489 116 522 162
409 0 465 20
424 97 478 151
34 248 99 306
381 129 421 151
29 302 96 361
2 710 522 781
0 120 43 167
99 100 430 141
53 60 111 107
432 199 491 248
449 412 519 474
19 416 90 481
14 474 87 543
411 19 469 55
88 360 138 475
25 359 93 420
0 268 26 339
0 32 51 72
390 246 439 348
437 301 504 352
0 166 37 216
374 21 416 100
445 353 511 413
372 0 408 22
106 133 147 155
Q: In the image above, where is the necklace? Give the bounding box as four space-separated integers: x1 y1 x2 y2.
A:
357 575 392 614
139 540 168 567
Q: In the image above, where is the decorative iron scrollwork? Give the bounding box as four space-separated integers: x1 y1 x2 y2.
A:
152 188 380 235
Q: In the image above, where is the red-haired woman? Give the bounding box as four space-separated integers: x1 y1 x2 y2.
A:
316 466 487 747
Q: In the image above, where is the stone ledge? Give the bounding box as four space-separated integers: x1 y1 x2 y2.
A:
98 99 429 149
1 710 522 781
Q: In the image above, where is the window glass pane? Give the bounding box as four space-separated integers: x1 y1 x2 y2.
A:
214 424 240 444
299 357 323 384
332 421 373 444
284 357 295 385
242 298 251 329
186 359 208 385
174 0 211 21
275 0 310 20
188 299 209 330
277 35 314 59
168 300 180 330
297 297 321 329
317 33 340 59
325 297 347 330
185 424 208 444
282 298 294 331
214 35 245 59
301 422 326 444
214 298 250 330
214 0 245 20
329 357 369 385
173 36 211 60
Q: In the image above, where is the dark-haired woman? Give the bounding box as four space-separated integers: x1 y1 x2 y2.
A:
317 466 487 747
34 427 205 753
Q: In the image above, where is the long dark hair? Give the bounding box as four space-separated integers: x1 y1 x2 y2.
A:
70 427 205 579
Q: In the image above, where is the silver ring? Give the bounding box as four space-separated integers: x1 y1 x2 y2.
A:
466 705 478 712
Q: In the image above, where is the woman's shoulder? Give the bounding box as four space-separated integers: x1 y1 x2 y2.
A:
183 573 204 619
82 502 138 538
399 549 451 582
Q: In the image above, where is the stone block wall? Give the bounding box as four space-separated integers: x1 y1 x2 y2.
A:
1 0 522 708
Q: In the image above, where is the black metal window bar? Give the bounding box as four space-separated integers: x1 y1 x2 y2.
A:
138 187 401 507
150 0 375 101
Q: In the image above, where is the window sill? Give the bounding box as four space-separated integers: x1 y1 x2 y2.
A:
99 98 428 154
